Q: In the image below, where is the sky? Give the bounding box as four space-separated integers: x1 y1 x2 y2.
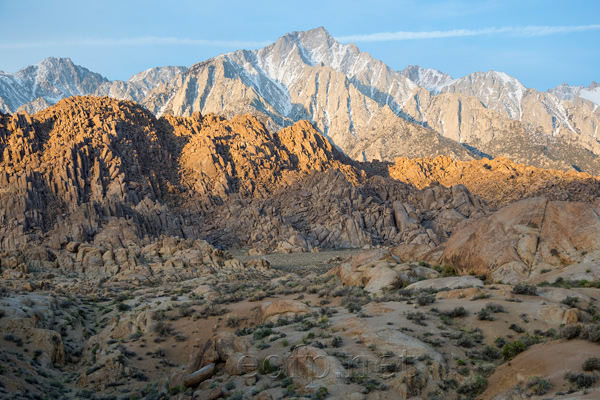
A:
0 0 598 91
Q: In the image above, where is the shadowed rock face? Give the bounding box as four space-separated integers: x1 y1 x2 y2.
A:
0 96 491 252
440 197 600 283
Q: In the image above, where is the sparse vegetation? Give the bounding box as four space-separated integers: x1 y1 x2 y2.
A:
583 357 600 372
525 376 552 395
512 283 537 295
457 375 488 397
564 371 597 389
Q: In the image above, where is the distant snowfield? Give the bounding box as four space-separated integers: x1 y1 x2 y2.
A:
580 87 600 105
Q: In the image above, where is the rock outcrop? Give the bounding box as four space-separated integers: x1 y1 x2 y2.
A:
440 197 600 282
389 155 600 208
0 96 491 253
326 249 440 293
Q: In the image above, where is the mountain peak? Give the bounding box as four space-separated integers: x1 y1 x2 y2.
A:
400 65 453 93
37 57 75 65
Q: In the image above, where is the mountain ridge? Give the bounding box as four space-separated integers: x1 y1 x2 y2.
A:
1 27 599 174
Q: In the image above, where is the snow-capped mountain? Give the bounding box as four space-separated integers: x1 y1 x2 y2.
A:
400 65 453 93
95 65 187 103
0 57 107 113
1 28 599 174
0 58 187 114
549 82 600 106
141 27 600 172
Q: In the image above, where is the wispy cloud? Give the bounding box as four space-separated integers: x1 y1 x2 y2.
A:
0 36 272 49
336 24 600 42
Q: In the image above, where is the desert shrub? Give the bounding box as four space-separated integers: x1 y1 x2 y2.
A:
583 357 600 372
481 345 501 361
174 333 188 342
3 334 23 347
477 308 494 321
519 334 542 347
471 292 490 301
225 381 236 390
440 306 468 318
484 302 506 313
457 375 487 397
502 340 526 360
331 336 343 348
178 305 193 318
406 312 428 325
581 324 600 343
153 321 173 337
433 265 457 277
564 371 597 389
509 323 525 333
456 333 475 348
512 283 537 295
258 357 278 375
560 324 582 340
475 362 496 377
253 327 273 340
341 295 364 313
561 296 580 308
525 376 552 395
494 337 508 348
416 293 436 306
235 326 254 336
313 386 328 400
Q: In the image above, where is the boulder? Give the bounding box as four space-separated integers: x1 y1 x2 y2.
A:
183 363 215 387
186 331 251 374
225 352 257 376
363 265 401 294
286 346 345 388
256 300 311 324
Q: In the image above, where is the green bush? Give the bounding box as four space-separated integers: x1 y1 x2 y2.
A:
502 340 526 360
313 386 328 400
253 326 273 340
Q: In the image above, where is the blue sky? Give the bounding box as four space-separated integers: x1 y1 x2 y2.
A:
0 0 598 90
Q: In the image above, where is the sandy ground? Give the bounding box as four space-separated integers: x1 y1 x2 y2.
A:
228 248 364 275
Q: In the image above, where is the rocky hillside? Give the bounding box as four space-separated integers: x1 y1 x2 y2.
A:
389 155 600 208
0 96 492 253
